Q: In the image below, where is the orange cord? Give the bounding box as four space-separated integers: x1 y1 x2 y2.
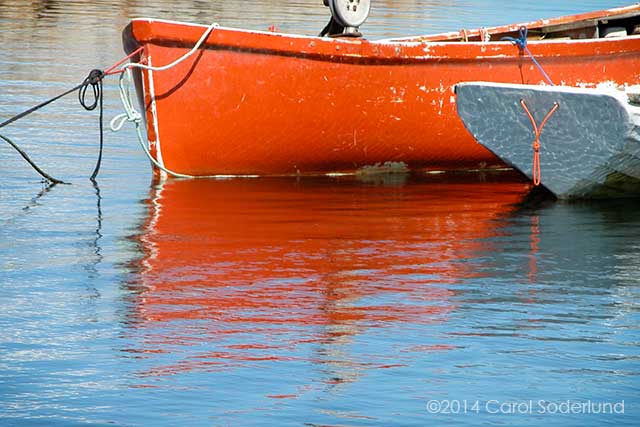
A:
519 99 559 186
104 46 145 76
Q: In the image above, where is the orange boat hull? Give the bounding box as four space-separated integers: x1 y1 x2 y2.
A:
123 5 640 176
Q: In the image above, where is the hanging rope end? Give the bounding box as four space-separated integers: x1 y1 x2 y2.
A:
519 99 560 187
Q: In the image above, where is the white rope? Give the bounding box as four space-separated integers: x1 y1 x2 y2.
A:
111 65 259 179
110 69 196 178
120 22 219 73
110 70 141 132
110 22 224 179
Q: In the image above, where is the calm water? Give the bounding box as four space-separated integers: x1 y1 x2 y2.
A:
1 1 639 426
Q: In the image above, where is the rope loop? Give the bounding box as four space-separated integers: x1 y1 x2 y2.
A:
109 22 222 179
110 113 133 132
519 99 559 186
110 69 194 178
79 69 104 111
501 26 528 48
0 67 110 183
110 69 142 132
502 26 554 86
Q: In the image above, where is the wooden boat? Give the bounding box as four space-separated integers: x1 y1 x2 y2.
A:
121 4 640 177
456 82 640 199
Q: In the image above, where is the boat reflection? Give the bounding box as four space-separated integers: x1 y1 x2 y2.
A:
124 173 530 383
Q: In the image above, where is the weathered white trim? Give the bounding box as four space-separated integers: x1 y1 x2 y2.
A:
146 55 166 178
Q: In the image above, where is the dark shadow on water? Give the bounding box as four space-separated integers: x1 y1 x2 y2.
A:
79 180 103 300
561 197 640 226
511 181 640 216
512 184 557 212
84 180 104 284
2 180 59 226
22 180 59 212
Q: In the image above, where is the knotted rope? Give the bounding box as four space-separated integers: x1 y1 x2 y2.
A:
519 99 559 186
0 68 106 184
502 26 555 86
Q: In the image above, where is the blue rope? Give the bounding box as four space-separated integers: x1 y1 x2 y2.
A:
501 26 555 86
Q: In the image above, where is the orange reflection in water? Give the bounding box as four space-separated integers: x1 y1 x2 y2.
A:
125 173 530 378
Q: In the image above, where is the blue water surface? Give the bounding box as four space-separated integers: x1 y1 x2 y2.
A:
1 1 639 426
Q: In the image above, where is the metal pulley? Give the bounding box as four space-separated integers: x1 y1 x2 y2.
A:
321 0 371 37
